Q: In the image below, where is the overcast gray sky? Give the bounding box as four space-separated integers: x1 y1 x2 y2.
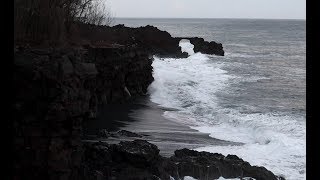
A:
106 0 305 19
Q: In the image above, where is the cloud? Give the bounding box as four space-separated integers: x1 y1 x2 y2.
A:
107 0 305 19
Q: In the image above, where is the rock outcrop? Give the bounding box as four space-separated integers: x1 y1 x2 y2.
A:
176 37 224 56
13 45 153 180
80 140 282 180
97 129 143 138
72 23 224 57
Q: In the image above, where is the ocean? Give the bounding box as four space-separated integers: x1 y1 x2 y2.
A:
114 18 306 180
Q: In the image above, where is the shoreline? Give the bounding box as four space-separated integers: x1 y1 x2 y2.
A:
83 95 240 157
81 96 282 179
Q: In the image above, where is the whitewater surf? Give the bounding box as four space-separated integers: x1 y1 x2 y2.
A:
148 40 306 180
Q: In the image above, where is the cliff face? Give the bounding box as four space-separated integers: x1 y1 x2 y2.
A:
13 45 153 179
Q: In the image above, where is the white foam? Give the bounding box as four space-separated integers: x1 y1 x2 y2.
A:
183 176 197 180
162 108 306 180
179 39 195 55
148 53 232 111
182 176 254 180
216 177 254 180
148 44 305 180
192 111 305 180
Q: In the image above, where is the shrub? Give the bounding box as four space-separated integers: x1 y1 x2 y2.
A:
14 0 113 45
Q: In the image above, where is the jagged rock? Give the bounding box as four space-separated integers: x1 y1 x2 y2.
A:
97 129 143 139
181 37 225 56
73 22 224 58
97 129 110 138
115 140 160 164
13 46 154 180
80 141 283 180
74 62 98 78
31 48 52 55
171 149 279 180
117 130 142 138
60 55 74 76
81 140 169 180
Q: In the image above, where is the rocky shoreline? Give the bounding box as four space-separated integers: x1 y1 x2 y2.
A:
13 24 282 180
71 23 225 57
80 137 282 180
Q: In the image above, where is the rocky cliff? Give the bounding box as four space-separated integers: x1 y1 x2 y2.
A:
13 45 153 179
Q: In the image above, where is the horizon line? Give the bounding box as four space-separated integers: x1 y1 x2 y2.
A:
113 17 306 20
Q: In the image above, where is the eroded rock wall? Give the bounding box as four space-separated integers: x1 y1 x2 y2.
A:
13 46 153 180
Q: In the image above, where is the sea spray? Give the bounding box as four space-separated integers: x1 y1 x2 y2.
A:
148 40 305 180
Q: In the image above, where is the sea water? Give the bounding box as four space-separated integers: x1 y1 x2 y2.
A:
115 18 306 180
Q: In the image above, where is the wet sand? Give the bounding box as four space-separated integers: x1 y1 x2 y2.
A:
83 96 238 157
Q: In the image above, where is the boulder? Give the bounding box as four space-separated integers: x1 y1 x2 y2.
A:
74 62 98 78
171 149 279 180
81 141 283 180
115 140 160 164
60 55 74 76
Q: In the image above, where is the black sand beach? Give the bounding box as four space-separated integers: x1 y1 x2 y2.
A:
83 96 238 157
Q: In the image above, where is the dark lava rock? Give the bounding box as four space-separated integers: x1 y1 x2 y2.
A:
175 37 225 56
73 22 224 57
190 37 224 56
97 129 111 138
117 130 143 138
81 140 175 180
13 46 154 180
97 129 143 139
171 149 279 180
81 141 283 180
115 139 160 165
